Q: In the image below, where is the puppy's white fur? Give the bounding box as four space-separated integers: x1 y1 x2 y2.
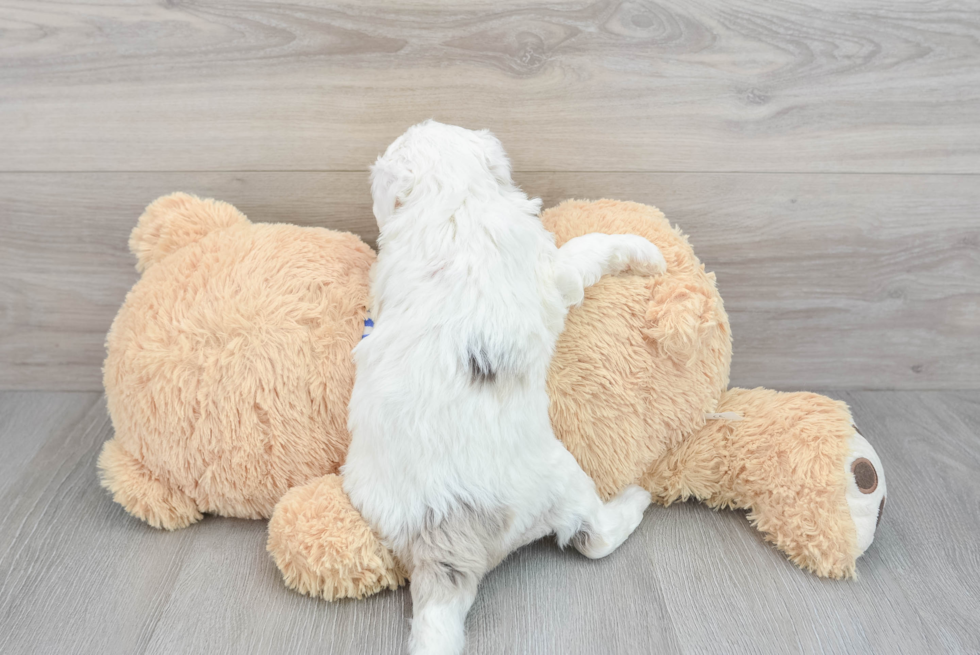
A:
343 121 666 655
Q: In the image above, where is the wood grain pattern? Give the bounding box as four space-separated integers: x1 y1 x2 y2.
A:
1 390 978 654
0 391 100 496
2 171 977 391
1 0 978 173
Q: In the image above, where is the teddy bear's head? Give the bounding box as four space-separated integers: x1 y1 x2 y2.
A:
101 193 375 528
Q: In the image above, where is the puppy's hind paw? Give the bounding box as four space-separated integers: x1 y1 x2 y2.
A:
612 484 652 534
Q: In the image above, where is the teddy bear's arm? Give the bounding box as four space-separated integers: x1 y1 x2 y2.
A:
267 474 407 600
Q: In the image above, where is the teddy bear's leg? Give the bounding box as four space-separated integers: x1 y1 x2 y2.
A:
641 387 886 578
267 474 407 600
842 427 888 555
97 438 202 530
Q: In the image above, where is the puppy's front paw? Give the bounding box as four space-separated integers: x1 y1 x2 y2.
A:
610 235 667 277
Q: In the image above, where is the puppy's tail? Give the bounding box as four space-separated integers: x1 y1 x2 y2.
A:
129 192 251 273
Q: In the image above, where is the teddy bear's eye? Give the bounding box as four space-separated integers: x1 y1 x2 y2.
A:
852 458 878 494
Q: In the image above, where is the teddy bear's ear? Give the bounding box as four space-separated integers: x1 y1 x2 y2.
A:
129 192 250 273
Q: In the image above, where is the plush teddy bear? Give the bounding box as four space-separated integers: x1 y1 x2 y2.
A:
99 193 887 602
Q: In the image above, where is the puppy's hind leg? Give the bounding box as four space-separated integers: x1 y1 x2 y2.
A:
571 485 652 559
549 460 652 560
406 505 507 655
409 559 480 655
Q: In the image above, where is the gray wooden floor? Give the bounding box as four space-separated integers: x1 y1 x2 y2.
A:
0 389 977 655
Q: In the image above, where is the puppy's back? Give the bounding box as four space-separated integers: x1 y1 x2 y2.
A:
344 192 566 545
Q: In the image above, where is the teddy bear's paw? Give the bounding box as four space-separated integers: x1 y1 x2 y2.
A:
267 474 407 600
844 427 887 556
97 438 202 530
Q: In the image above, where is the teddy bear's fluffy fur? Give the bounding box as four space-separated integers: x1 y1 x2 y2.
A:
100 193 886 602
100 193 374 528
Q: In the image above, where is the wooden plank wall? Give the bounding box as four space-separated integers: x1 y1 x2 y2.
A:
1 0 978 390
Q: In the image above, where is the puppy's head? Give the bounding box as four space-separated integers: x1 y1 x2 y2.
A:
370 120 515 229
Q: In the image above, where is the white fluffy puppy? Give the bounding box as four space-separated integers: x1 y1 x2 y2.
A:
343 121 666 655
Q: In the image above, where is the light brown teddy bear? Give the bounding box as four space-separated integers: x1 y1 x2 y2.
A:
99 193 887 602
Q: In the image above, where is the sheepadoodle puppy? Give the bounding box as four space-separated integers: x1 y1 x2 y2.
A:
343 121 667 655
